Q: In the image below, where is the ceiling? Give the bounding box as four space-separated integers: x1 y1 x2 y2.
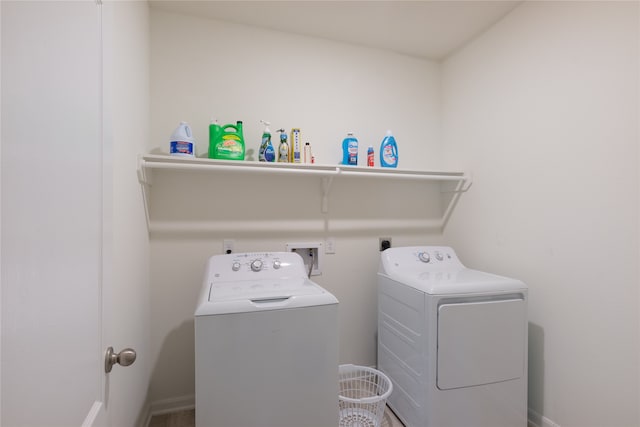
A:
148 1 522 60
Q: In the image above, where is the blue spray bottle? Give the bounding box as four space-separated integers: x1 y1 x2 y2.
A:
259 120 275 162
380 130 398 168
341 132 358 166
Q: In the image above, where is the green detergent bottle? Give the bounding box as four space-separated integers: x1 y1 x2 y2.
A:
209 120 245 161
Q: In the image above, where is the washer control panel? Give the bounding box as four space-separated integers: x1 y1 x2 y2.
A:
207 252 307 282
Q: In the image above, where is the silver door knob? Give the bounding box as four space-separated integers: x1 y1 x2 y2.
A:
105 346 137 373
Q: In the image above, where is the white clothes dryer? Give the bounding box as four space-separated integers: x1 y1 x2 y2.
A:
195 252 339 427
378 246 528 427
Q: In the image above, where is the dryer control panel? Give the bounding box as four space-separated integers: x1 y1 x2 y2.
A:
380 246 464 276
417 248 454 264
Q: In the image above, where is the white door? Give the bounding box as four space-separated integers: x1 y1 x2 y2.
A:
1 1 118 425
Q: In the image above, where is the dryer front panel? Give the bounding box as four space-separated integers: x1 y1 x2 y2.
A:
437 297 526 390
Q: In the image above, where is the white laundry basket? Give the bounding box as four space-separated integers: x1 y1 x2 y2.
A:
338 364 393 427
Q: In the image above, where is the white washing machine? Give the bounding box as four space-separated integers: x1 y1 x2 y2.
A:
195 252 339 427
378 246 528 427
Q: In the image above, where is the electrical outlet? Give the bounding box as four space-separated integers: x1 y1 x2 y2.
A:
223 239 234 254
379 237 392 251
325 237 336 254
286 242 323 276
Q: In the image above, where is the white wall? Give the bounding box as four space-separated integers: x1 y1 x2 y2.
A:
441 2 639 427
149 8 441 169
147 3 640 425
147 8 445 403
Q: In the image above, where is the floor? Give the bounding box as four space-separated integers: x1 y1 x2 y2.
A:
148 405 405 427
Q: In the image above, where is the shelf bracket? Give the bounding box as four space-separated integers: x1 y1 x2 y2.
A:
440 174 473 194
441 181 473 194
321 175 334 214
137 156 152 230
137 156 152 186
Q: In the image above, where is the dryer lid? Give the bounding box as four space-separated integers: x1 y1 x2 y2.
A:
378 246 526 294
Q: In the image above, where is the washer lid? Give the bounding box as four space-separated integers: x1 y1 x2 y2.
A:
195 278 338 316
210 277 322 302
378 246 526 294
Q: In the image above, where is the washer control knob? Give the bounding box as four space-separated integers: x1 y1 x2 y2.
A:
435 251 444 261
418 252 431 263
250 259 263 272
273 260 281 269
232 262 241 271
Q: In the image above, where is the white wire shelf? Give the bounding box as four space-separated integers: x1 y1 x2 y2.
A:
137 154 471 230
139 154 468 182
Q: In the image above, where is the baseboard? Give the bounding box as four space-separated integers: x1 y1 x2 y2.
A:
142 394 195 427
528 408 562 427
143 395 555 427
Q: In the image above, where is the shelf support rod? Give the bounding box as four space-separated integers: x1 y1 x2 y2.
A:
338 170 466 181
321 175 335 214
142 159 339 177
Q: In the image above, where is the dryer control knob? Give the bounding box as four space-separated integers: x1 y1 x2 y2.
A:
232 262 241 271
273 260 281 269
418 252 431 263
435 251 444 261
250 259 263 272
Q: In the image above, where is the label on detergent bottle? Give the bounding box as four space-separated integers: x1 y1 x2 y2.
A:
264 144 275 162
347 140 358 165
382 144 397 167
218 137 242 156
170 140 194 156
380 131 398 168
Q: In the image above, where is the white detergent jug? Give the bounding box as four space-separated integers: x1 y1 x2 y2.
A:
170 121 195 157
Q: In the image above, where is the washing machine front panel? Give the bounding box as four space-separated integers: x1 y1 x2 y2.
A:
437 296 527 390
195 304 339 427
195 251 339 427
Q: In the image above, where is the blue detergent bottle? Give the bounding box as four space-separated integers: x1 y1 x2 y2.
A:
380 130 398 168
342 132 358 166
